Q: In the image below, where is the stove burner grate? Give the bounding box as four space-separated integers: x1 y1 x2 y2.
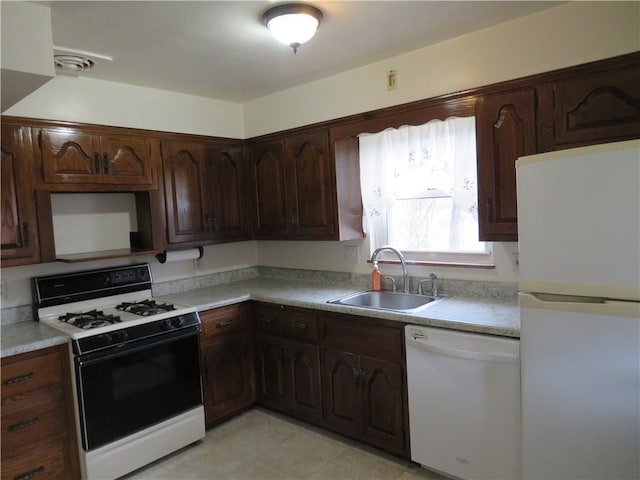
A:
59 310 122 329
116 300 176 317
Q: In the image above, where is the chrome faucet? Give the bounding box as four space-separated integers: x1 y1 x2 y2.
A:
370 246 409 293
430 272 439 297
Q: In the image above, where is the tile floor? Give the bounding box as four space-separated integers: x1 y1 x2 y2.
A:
122 408 449 480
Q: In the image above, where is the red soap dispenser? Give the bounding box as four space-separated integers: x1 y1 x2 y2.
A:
371 261 382 291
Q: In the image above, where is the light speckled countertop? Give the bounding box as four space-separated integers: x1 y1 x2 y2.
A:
158 277 520 338
1 321 69 358
1 277 519 358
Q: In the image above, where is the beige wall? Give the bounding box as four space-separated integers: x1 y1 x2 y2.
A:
1 1 638 307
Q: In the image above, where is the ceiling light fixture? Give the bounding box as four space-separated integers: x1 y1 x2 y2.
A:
262 3 323 54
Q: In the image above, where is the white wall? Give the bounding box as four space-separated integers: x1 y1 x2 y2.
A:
1 1 638 308
4 75 245 138
244 1 640 136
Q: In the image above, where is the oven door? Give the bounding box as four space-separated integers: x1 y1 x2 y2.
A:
75 326 202 451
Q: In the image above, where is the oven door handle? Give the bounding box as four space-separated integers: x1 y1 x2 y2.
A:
76 327 198 366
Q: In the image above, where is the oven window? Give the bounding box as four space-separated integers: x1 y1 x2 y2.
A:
77 331 202 450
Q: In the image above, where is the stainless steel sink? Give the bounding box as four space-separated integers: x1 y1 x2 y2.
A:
327 290 444 313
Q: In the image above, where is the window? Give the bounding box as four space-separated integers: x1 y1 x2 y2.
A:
359 116 492 266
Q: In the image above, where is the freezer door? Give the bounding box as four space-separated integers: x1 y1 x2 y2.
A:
520 293 640 479
516 140 640 301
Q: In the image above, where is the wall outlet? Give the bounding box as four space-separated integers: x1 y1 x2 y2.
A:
387 69 398 90
0 279 6 302
512 252 519 270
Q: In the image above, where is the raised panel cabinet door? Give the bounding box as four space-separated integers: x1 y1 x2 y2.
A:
1 126 39 265
359 355 406 456
162 141 209 243
283 339 322 422
201 333 255 427
248 140 289 238
206 145 247 241
40 128 101 184
254 335 288 410
99 135 154 185
284 130 336 238
476 89 536 241
321 349 362 438
552 62 640 148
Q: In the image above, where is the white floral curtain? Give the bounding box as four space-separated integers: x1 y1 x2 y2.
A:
358 116 478 252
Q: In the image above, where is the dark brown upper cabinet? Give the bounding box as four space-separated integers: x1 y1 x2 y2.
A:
248 129 363 241
39 128 156 187
1 124 40 266
476 89 537 241
162 139 247 245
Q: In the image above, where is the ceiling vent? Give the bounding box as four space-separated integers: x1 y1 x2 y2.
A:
54 54 94 72
53 46 112 75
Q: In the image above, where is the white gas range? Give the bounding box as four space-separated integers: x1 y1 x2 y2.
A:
33 264 205 480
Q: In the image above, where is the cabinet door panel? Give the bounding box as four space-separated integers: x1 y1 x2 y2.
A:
285 131 335 238
476 89 536 241
100 135 154 185
554 64 640 148
202 334 254 427
41 129 100 184
208 146 246 240
1 126 39 264
322 349 361 437
285 340 322 421
249 141 289 237
162 141 207 242
255 335 287 409
360 356 405 455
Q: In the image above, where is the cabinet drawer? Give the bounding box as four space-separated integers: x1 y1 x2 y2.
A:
254 303 318 341
1 387 67 450
1 350 64 401
321 313 403 360
1 438 70 480
200 303 252 340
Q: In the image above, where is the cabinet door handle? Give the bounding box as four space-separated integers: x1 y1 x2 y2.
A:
358 367 366 387
94 152 100 174
280 209 287 227
290 322 307 330
14 466 45 480
9 416 40 431
3 372 34 385
204 214 210 232
486 198 494 223
216 319 233 328
21 222 30 247
102 153 109 174
352 367 360 387
259 317 272 324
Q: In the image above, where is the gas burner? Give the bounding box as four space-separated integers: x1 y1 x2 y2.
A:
116 300 176 316
59 310 122 329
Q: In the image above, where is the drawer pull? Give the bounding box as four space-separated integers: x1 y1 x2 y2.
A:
259 317 272 324
216 319 234 328
3 372 34 385
14 466 44 480
290 322 308 330
9 417 40 431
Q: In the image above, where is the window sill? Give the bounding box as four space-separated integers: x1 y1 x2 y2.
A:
370 259 495 269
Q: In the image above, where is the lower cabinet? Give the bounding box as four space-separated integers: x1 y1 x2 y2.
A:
254 303 322 423
200 304 255 428
320 312 409 457
1 344 81 480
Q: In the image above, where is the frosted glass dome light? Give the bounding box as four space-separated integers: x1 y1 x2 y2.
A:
263 4 323 54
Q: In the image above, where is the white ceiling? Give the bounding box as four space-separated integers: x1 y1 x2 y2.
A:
42 1 564 103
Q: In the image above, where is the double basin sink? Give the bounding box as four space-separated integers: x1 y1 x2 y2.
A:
328 290 445 314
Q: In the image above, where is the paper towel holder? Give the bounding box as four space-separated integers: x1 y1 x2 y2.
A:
156 247 203 264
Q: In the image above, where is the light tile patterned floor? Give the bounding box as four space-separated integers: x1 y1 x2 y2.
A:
122 408 449 480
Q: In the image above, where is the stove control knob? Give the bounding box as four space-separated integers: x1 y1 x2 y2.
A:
172 317 185 328
99 333 113 344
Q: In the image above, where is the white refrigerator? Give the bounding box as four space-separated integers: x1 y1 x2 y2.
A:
516 139 640 479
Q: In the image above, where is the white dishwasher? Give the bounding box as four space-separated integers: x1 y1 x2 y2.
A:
405 325 521 480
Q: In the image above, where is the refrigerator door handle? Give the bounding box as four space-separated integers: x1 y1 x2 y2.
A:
519 292 640 317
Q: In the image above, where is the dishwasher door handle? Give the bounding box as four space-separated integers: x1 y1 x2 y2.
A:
406 336 519 363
